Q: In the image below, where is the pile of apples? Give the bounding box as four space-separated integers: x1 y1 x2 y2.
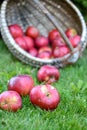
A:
8 24 81 59
0 65 60 112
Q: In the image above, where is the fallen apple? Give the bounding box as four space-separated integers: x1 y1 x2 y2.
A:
9 24 24 38
26 26 40 39
30 84 60 110
0 91 22 112
37 65 60 84
7 75 34 96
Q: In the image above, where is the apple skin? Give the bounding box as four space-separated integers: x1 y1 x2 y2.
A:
0 91 22 112
37 65 60 84
48 29 61 42
15 36 28 51
65 28 77 38
52 37 66 48
28 47 38 57
35 36 49 48
23 36 34 51
9 24 24 38
7 75 34 96
38 46 52 54
69 35 81 48
37 51 51 59
52 46 70 58
26 26 40 39
30 84 60 111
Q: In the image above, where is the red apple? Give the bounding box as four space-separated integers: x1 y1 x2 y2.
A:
7 75 34 96
9 24 24 38
52 37 66 48
23 36 34 51
26 26 40 39
65 28 77 38
35 36 49 48
37 65 60 84
69 35 81 48
29 47 38 57
38 46 52 54
53 46 70 58
37 51 51 59
30 84 60 110
48 29 61 42
15 36 27 51
0 91 22 112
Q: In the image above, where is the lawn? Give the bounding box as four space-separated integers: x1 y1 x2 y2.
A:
0 1 87 130
0 36 87 130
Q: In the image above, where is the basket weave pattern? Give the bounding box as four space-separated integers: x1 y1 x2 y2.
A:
0 0 87 68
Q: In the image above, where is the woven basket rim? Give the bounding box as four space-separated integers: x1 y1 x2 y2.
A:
0 0 87 67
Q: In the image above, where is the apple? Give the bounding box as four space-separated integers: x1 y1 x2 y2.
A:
52 37 66 48
30 84 60 110
7 75 34 96
9 24 24 38
15 36 28 51
53 46 70 58
69 35 81 48
26 26 40 39
29 47 38 57
38 46 52 54
23 36 34 51
65 28 77 38
37 65 60 84
0 91 22 112
48 29 61 42
37 51 51 59
35 36 49 48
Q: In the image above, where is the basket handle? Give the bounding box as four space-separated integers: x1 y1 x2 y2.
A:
33 0 74 51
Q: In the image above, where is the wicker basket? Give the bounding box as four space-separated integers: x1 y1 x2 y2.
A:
0 0 87 68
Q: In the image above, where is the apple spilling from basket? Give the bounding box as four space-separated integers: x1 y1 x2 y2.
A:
8 24 81 59
0 65 60 112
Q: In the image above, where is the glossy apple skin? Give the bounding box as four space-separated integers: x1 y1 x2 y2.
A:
7 75 34 96
15 36 28 51
0 91 22 112
53 46 70 58
48 29 61 42
35 36 49 48
65 28 77 38
9 24 24 38
69 35 81 48
30 84 60 110
37 65 60 84
26 26 40 39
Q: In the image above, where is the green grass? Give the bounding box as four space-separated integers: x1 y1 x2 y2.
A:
0 39 87 130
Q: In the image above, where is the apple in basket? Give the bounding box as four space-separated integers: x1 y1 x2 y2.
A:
52 37 66 48
69 35 81 48
7 75 34 96
35 36 49 48
30 84 60 111
65 28 77 38
28 47 38 57
48 29 61 42
8 24 24 38
0 91 22 112
37 65 60 84
52 46 70 58
26 26 40 39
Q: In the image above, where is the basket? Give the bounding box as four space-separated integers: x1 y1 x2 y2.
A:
0 0 87 68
